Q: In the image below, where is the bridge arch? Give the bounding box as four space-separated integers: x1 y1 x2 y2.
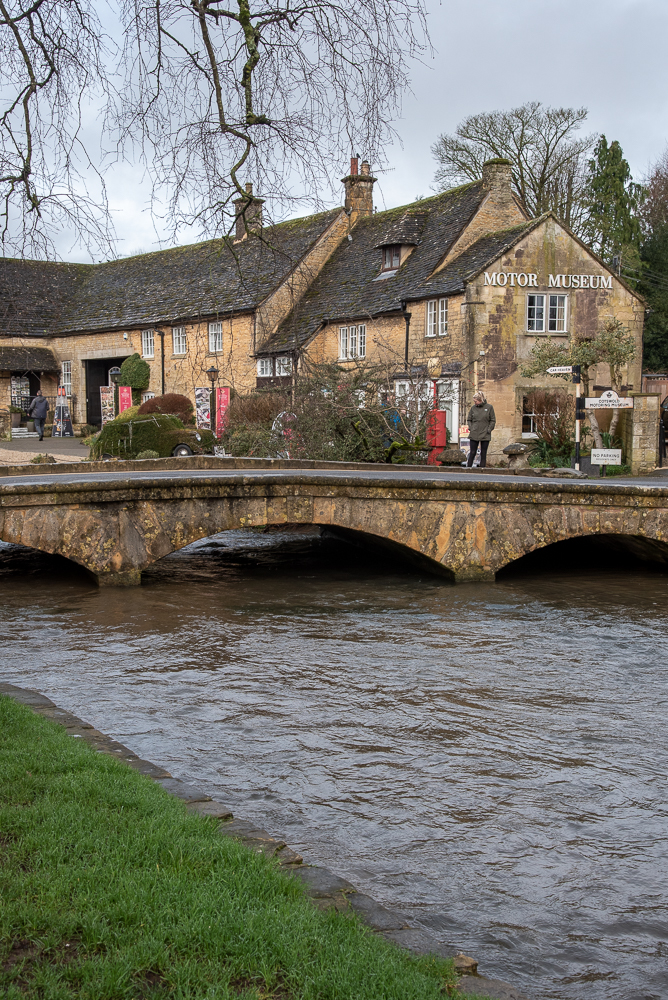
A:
498 532 668 576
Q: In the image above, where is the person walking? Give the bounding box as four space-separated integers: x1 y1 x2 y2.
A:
28 390 49 441
466 391 496 468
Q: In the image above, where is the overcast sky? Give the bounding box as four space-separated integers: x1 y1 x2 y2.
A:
93 0 668 260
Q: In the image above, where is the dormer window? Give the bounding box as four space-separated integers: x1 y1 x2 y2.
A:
382 245 401 271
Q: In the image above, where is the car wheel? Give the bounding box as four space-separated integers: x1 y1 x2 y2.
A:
102 453 113 461
172 443 194 457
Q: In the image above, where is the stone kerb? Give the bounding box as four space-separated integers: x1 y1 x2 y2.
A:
2 472 668 586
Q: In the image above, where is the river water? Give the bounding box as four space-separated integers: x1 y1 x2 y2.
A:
1 529 667 1000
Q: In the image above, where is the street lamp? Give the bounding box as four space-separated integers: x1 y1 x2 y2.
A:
205 366 219 435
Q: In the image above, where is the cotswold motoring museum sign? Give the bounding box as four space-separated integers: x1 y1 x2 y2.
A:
484 271 613 289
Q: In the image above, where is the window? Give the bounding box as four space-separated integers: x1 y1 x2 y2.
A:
172 326 187 354
548 294 567 333
527 294 545 333
382 245 401 271
438 298 448 336
427 298 449 337
257 358 273 377
339 324 366 359
208 321 223 352
61 361 72 395
276 356 292 376
142 391 155 404
141 329 154 358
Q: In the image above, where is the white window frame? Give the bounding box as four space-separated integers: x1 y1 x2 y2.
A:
548 294 568 333
426 300 437 337
357 324 366 358
257 358 273 377
141 329 154 358
527 294 546 333
61 360 72 396
339 326 348 360
438 298 448 336
275 356 292 376
208 321 223 353
172 326 187 355
141 391 155 404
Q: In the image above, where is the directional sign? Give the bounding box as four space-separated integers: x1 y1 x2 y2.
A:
547 366 573 374
591 448 622 465
585 389 633 410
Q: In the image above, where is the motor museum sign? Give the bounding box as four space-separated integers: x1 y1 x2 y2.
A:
484 271 613 289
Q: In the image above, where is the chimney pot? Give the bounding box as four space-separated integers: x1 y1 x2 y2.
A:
350 157 358 176
360 160 370 176
245 182 253 194
233 183 265 240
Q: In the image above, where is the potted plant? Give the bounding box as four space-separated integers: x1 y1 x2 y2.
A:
9 405 22 428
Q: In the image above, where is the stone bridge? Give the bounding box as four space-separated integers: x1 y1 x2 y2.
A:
1 459 668 585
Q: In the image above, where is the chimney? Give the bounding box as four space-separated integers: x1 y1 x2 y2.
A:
342 157 376 222
482 158 513 196
233 182 265 240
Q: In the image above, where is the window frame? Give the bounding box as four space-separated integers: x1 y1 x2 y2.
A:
172 325 187 355
208 321 223 353
426 299 437 337
339 323 366 360
526 294 546 333
257 358 273 377
61 360 72 395
275 356 292 377
339 326 348 360
381 245 401 271
438 298 448 336
141 329 155 358
141 391 155 404
548 294 568 333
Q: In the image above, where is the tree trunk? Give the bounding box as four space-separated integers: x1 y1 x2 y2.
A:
609 407 620 440
588 411 603 448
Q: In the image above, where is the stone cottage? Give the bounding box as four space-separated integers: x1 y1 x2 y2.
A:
0 158 646 461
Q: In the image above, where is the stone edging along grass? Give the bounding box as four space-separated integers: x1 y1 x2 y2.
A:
0 683 530 1000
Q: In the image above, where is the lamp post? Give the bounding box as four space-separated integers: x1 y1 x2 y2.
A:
206 366 218 434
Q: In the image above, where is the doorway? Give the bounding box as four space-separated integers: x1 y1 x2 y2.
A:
85 357 131 425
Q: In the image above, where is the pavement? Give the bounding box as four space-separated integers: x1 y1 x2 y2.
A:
0 436 89 463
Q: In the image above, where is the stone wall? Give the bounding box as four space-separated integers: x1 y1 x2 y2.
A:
621 394 660 474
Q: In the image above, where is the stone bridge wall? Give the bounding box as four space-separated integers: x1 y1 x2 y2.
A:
2 471 668 585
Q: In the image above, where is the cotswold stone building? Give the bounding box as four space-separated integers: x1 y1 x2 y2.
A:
0 159 645 460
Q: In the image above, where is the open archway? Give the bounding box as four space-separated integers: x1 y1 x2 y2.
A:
498 533 668 577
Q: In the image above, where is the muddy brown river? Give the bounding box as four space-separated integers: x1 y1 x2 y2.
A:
1 529 667 1000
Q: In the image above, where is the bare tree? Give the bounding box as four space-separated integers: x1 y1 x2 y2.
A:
0 0 115 258
432 102 594 233
113 0 429 240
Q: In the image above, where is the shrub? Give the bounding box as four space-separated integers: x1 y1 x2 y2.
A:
119 353 150 405
110 405 140 423
138 393 194 424
522 389 574 467
135 449 160 460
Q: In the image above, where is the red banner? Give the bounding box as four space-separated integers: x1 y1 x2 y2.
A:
118 386 133 413
215 386 230 437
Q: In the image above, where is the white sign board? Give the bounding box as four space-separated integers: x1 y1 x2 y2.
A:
591 448 622 465
585 390 634 410
547 366 573 374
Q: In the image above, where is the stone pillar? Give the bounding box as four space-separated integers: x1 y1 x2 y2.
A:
341 157 376 223
621 393 660 475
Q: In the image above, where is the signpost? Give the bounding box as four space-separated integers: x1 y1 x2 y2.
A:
544 374 633 473
591 448 622 465
547 365 583 471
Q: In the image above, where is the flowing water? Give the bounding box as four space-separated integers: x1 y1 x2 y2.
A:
1 530 667 1000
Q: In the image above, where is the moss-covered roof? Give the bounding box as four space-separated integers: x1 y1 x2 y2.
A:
263 182 491 352
0 209 341 336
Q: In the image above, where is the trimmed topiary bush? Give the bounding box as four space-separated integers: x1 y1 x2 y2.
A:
109 405 140 423
138 393 194 425
119 353 150 405
135 449 160 460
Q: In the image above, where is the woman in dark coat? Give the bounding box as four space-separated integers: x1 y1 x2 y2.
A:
466 391 496 468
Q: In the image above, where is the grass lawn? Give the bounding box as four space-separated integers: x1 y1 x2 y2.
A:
0 695 464 999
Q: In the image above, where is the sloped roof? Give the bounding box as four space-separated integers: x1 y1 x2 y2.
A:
0 346 60 371
0 209 341 336
418 221 538 296
264 181 489 352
